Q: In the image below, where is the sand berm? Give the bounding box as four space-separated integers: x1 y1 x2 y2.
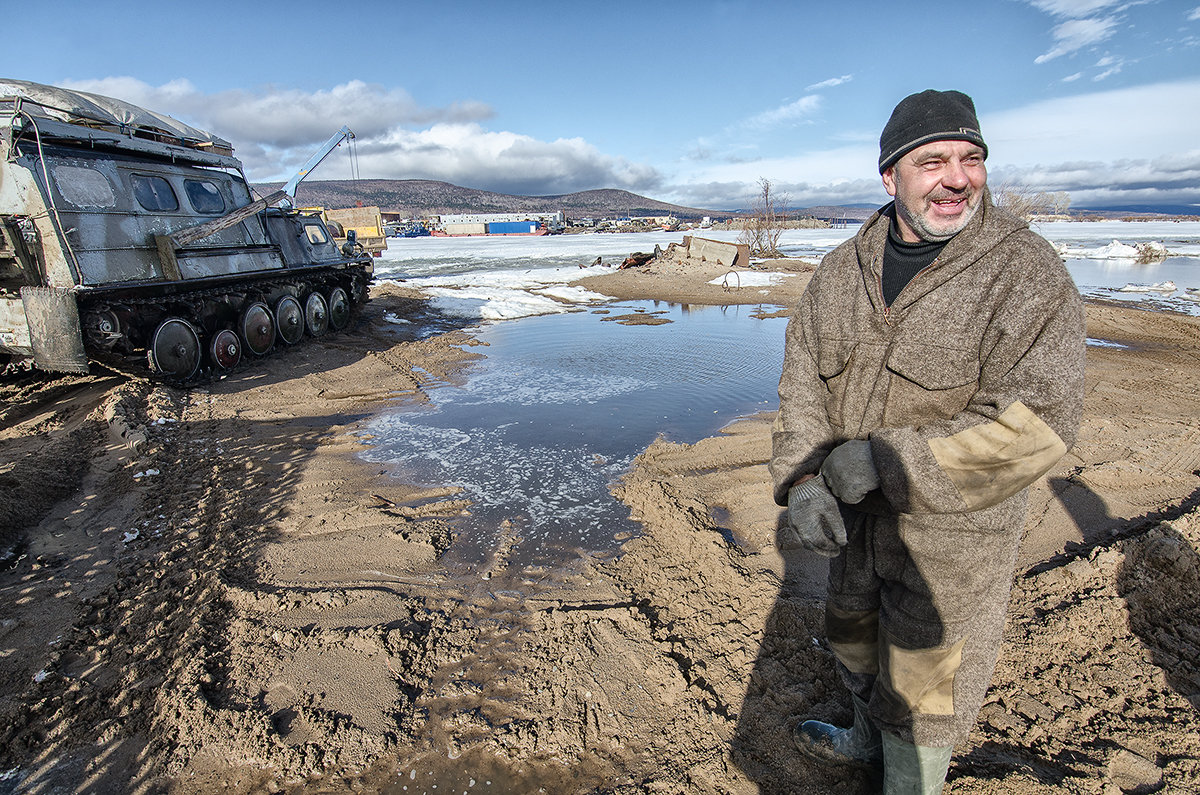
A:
1 255 1198 794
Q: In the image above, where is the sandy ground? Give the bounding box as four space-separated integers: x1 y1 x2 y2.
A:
1 256 1198 794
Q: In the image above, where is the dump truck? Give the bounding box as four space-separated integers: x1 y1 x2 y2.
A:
0 79 374 382
301 205 388 257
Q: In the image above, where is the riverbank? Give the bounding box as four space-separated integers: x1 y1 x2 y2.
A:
0 264 1197 793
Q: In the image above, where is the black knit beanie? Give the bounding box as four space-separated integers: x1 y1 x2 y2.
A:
878 89 987 173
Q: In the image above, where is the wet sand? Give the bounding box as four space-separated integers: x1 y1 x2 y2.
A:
1 263 1198 794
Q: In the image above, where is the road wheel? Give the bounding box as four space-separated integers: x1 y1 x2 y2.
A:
240 302 276 355
275 295 304 345
149 318 201 380
327 286 351 331
209 328 241 371
304 292 329 337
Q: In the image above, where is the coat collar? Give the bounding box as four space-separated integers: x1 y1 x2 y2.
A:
853 189 1028 311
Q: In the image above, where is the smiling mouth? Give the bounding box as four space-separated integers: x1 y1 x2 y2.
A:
930 196 967 214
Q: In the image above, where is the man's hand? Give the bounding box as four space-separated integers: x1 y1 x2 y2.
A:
786 478 848 557
821 440 880 504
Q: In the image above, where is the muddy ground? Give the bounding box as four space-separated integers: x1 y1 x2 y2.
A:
1 258 1198 794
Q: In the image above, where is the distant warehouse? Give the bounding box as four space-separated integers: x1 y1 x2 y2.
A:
433 211 565 236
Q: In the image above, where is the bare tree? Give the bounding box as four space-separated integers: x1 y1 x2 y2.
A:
739 178 788 257
995 181 1071 221
1047 190 1071 216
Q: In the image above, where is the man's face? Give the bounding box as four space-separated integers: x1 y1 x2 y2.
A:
882 140 987 243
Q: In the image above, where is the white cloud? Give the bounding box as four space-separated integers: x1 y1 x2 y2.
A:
982 79 1200 164
992 152 1200 207
980 79 1200 206
670 79 1200 210
1026 0 1125 17
56 77 660 196
665 143 886 209
1187 5 1200 21
1035 16 1119 62
310 123 660 196
60 77 491 148
743 95 822 130
682 145 873 187
667 173 885 212
53 75 1200 212
1092 54 1125 79
806 75 853 91
676 95 826 174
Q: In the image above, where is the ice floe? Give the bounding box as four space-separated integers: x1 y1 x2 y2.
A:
1117 281 1176 294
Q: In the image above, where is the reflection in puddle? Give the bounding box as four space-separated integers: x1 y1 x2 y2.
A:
1086 337 1131 349
360 301 787 571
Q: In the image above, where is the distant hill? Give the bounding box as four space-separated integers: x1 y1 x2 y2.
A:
799 204 881 222
251 179 721 220
251 179 1198 222
1072 204 1200 219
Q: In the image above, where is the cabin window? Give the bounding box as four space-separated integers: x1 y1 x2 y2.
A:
304 224 329 245
51 165 116 208
132 174 179 212
184 180 226 214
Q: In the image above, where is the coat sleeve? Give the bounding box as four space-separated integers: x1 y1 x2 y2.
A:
869 250 1085 516
769 287 841 506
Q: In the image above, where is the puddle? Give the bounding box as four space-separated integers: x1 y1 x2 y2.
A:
1086 337 1131 349
1068 255 1200 316
360 301 787 571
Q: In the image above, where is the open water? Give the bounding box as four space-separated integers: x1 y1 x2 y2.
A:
360 300 784 569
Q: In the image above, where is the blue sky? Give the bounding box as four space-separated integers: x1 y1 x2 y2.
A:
4 0 1199 210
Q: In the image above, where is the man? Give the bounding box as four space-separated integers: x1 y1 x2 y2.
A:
769 89 1085 793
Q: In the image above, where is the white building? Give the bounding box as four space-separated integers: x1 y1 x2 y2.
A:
435 211 565 227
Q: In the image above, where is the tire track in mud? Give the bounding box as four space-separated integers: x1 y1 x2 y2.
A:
1053 307 1200 556
152 387 441 787
0 375 419 790
0 301 498 791
143 312 498 790
0 380 212 790
1157 424 1200 477
386 580 734 793
0 374 123 552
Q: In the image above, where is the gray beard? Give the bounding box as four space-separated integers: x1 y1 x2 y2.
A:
896 195 980 243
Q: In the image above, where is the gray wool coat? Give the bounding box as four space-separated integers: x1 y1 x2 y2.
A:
770 196 1085 746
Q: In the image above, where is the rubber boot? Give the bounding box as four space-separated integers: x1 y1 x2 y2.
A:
792 694 882 768
881 731 953 794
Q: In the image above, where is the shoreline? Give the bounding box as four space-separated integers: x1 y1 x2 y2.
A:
0 265 1198 793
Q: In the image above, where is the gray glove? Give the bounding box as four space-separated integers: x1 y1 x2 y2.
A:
786 478 847 557
821 440 880 504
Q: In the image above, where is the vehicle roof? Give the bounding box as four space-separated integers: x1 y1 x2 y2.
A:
0 78 231 152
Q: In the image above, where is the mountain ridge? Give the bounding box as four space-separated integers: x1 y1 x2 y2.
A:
251 179 1198 221
252 179 721 219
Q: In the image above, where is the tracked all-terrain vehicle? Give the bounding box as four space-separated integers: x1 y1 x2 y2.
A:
0 78 373 382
